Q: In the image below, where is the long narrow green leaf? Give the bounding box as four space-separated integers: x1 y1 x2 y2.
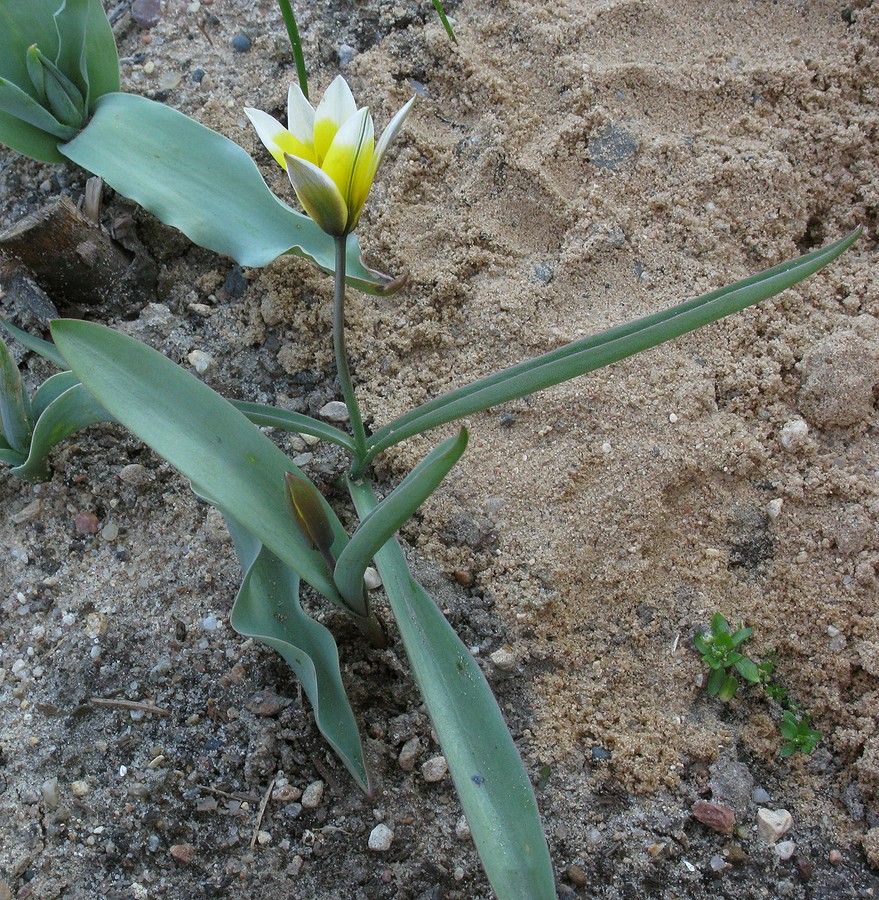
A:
0 334 34 454
221 511 371 793
366 228 861 461
32 370 83 417
80 0 120 109
230 400 356 453
50 319 355 611
348 479 554 899
10 382 110 481
0 320 68 369
276 0 308 100
335 429 467 611
0 77 76 138
0 1 63 102
60 94 402 294
0 108 66 162
431 0 458 42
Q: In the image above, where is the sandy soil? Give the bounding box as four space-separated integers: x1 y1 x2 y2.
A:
1 0 878 897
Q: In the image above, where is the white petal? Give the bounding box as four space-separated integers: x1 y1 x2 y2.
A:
286 82 315 144
244 106 290 167
284 154 348 236
316 75 358 128
372 95 415 176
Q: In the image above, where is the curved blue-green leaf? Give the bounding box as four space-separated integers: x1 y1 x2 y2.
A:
50 318 354 610
53 0 120 111
221 510 371 794
365 228 861 462
0 77 75 138
60 94 403 294
10 382 110 481
0 320 68 369
230 400 356 453
32 370 80 417
348 479 555 899
0 333 34 455
335 429 467 612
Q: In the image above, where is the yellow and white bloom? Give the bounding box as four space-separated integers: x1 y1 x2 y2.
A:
245 76 414 237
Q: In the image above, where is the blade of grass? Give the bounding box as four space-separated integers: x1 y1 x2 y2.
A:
431 0 457 43
365 228 860 462
276 0 308 99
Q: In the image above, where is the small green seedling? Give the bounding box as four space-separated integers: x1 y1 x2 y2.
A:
780 709 823 757
695 613 822 757
694 613 761 700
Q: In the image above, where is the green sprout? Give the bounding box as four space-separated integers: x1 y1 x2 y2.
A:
780 710 823 757
695 614 823 758
694 613 761 700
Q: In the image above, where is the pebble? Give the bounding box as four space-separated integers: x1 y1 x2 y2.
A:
170 843 195 863
796 855 814 880
766 498 784 521
75 511 100 534
257 830 272 846
421 755 448 783
368 823 393 852
587 123 640 171
41 777 59 808
319 401 349 422
692 800 736 834
590 745 612 761
101 522 119 541
752 787 772 804
776 840 796 860
567 864 588 886
246 688 290 717
490 646 517 671
756 808 793 843
292 452 313 467
187 349 216 374
709 854 731 872
455 815 471 841
364 567 382 590
709 757 754 815
131 0 162 27
398 737 421 771
301 780 324 809
71 780 90 798
120 464 150 485
828 849 843 865
231 33 252 52
11 500 41 525
339 43 357 65
779 418 809 451
201 615 218 631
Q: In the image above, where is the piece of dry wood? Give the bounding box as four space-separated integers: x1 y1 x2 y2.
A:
0 195 153 313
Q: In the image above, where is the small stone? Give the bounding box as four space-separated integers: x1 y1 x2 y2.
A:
709 854 731 872
566 864 588 886
780 418 809 451
131 0 162 27
339 43 357 65
120 464 150 485
692 800 736 835
291 452 313 467
590 745 612 762
301 780 324 809
398 737 420 771
776 840 796 860
41 777 59 808
421 755 448 783
170 843 195 863
225 265 247 297
756 808 793 843
187 349 216 374
709 756 754 815
11 500 41 525
319 401 349 422
587 123 639 171
795 855 814 879
490 646 517 671
231 33 252 52
256 830 272 846
455 815 471 841
766 498 784 521
101 522 119 541
201 615 218 631
71 780 90 798
364 567 382 590
828 849 843 865
75 511 100 534
246 688 290 717
368 823 393 852
752 787 772 804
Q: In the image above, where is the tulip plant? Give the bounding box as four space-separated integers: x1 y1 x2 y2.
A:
0 2 862 897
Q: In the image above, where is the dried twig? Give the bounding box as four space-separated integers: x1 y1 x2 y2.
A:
249 776 276 850
90 696 169 716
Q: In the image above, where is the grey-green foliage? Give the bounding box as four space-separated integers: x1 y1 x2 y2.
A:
0 0 119 162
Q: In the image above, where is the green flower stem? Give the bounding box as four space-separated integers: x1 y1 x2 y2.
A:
276 0 308 100
334 235 369 469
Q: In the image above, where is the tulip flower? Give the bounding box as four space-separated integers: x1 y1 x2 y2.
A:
245 76 414 237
